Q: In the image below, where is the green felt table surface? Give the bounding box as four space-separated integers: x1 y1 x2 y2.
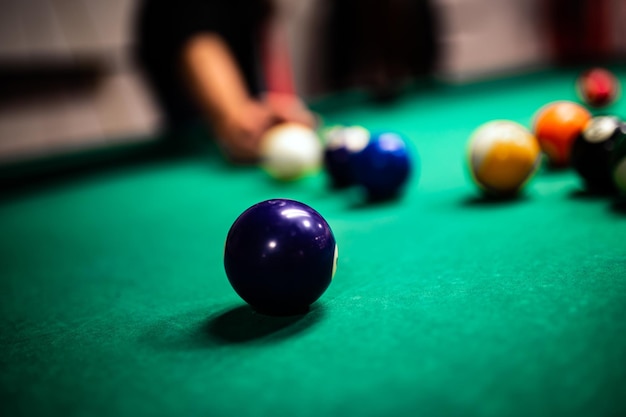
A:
1 68 626 417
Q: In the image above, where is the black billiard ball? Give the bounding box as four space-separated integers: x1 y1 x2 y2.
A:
224 199 338 315
323 125 370 188
350 131 414 199
571 116 625 192
611 129 626 193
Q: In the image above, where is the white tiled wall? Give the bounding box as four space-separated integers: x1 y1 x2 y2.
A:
0 0 136 59
0 0 159 163
609 0 626 56
435 0 549 81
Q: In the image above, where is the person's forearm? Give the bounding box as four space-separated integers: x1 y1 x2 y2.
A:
182 34 251 120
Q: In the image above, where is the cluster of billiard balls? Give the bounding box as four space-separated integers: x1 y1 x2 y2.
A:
224 68 625 316
226 125 415 315
259 122 414 199
467 67 626 197
322 126 414 199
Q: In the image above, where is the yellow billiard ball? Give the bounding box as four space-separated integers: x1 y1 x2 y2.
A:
467 120 541 196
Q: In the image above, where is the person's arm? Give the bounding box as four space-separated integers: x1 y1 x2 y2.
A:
182 33 277 161
259 13 317 128
182 30 317 161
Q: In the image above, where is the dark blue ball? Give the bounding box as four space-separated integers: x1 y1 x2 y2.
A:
224 199 337 315
350 131 413 199
324 143 354 188
323 126 370 188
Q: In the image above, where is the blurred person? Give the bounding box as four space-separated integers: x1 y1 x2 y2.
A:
134 0 315 162
327 0 439 101
134 0 439 162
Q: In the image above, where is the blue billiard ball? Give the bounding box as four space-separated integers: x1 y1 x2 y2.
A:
350 131 413 199
323 126 370 188
224 199 338 315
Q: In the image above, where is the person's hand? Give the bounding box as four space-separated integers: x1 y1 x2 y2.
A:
211 94 317 163
212 99 278 162
263 92 317 129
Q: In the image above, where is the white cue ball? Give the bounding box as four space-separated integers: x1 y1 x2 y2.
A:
260 122 323 181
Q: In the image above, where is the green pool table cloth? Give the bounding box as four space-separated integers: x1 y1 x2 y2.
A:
1 68 625 417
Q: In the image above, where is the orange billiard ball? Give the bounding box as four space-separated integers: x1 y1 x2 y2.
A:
533 101 591 167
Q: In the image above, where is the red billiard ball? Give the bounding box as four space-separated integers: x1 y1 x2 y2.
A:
576 68 620 108
224 199 338 315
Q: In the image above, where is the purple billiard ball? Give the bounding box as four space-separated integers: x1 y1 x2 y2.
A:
323 126 370 188
350 131 414 199
224 199 338 315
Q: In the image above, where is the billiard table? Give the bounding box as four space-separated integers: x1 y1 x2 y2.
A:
2 67 626 417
